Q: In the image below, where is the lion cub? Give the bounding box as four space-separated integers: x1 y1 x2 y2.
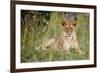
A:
39 15 82 54
60 18 82 54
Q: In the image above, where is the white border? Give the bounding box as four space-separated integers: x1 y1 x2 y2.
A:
16 4 94 69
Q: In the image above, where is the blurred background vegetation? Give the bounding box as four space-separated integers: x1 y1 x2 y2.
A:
21 10 90 62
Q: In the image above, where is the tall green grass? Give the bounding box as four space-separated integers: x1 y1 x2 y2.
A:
21 11 90 63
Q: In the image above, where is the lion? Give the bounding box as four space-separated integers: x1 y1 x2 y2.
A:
60 17 82 54
37 13 82 54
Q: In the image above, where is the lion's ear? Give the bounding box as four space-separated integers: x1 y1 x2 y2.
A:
74 16 78 21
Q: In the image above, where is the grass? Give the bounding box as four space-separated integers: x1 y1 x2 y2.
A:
21 49 88 62
21 11 90 63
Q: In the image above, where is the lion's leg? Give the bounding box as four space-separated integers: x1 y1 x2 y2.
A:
75 47 82 54
63 42 71 54
72 41 82 54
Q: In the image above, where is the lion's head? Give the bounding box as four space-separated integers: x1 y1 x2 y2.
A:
62 15 77 37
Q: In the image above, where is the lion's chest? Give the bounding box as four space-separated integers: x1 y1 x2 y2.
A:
62 33 76 50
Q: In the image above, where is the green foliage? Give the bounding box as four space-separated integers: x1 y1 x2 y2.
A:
21 11 90 63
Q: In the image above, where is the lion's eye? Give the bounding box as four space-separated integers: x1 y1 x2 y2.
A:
73 24 76 26
62 22 65 26
62 23 64 26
